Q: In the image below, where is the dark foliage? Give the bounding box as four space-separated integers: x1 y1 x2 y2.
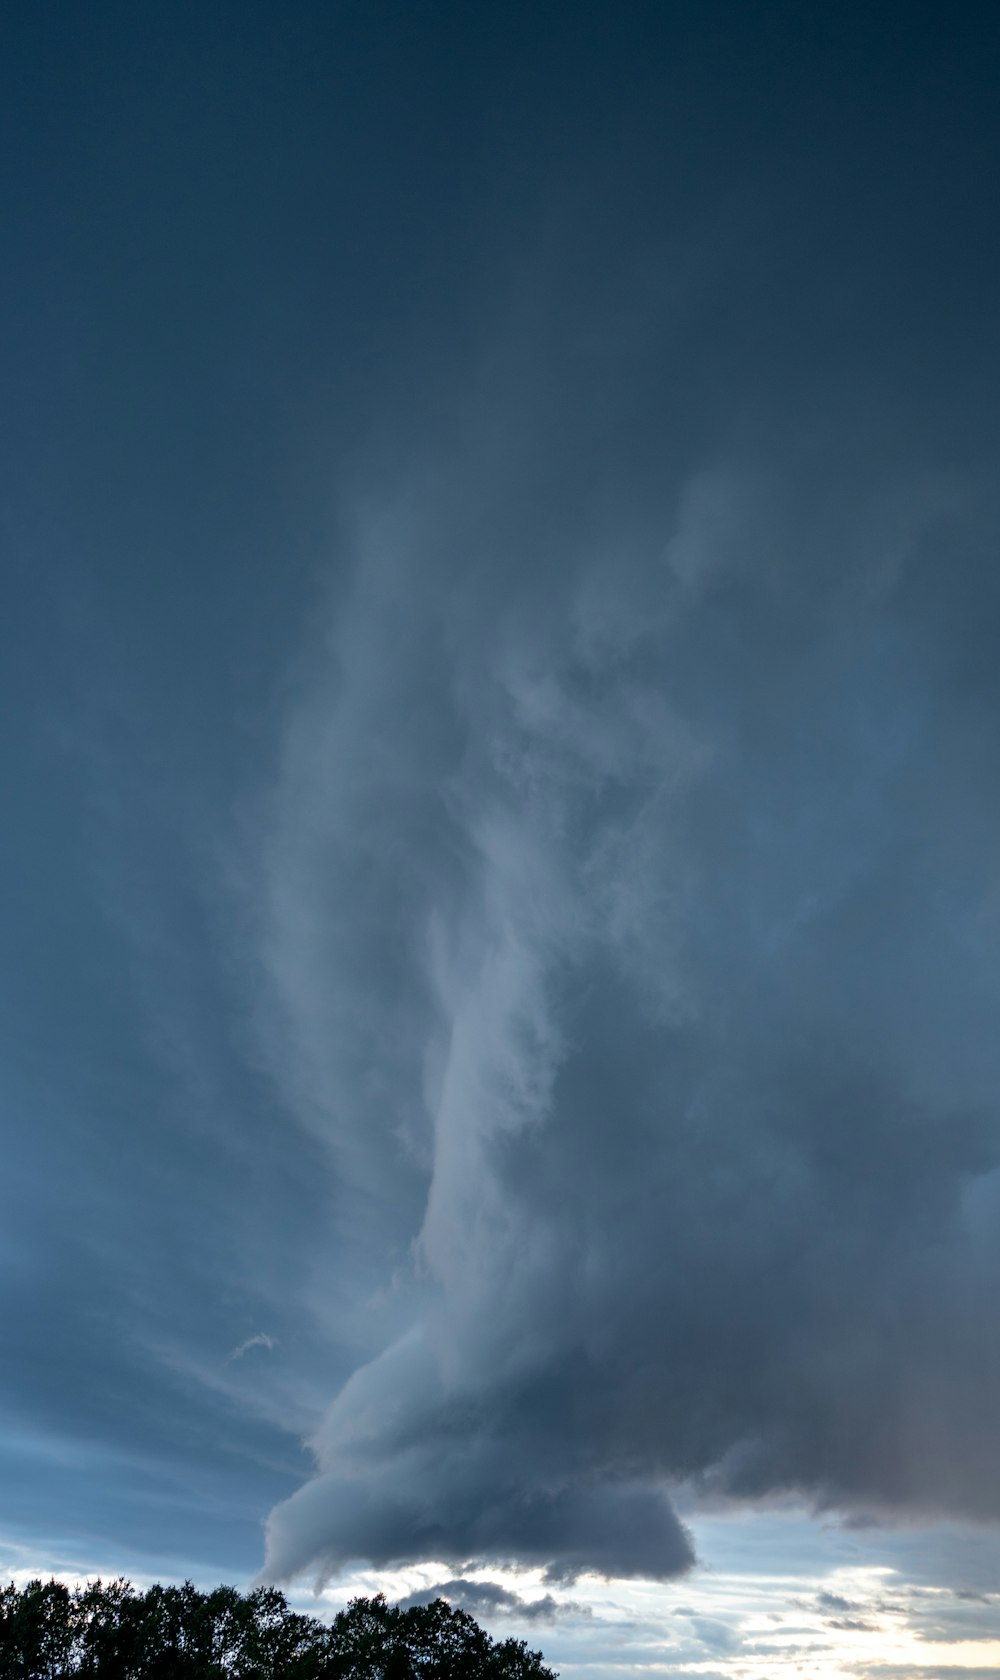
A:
0 1582 556 1680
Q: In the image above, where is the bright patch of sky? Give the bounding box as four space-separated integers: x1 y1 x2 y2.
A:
8 1514 999 1678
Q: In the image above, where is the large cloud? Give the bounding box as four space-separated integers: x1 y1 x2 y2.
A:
242 85 1000 1579
252 383 1000 1583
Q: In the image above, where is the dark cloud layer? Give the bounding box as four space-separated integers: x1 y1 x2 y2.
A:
396 1581 570 1624
3 0 1000 1594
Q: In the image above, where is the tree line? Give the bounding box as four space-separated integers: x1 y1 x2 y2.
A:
0 1582 556 1680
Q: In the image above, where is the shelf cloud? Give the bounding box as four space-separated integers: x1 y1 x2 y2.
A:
253 285 1000 1581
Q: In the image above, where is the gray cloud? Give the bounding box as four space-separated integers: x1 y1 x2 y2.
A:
261 1324 694 1580
396 1580 574 1624
817 1592 857 1613
860 1671 1000 1680
687 1615 741 1654
253 247 1000 1585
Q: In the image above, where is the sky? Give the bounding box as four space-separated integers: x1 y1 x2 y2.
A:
3 2 1000 1675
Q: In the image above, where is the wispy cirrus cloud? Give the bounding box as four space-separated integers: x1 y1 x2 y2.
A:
226 1334 278 1364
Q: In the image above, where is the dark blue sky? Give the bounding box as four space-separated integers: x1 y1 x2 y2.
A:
4 1 1000 1636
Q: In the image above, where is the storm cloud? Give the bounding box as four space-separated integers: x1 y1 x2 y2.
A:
254 232 1000 1579
4 0 1000 1609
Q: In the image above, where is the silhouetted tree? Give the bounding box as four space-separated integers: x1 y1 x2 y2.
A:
0 1579 75 1680
0 1582 555 1680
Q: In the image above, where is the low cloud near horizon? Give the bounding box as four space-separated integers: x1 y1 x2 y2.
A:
396 1579 574 1624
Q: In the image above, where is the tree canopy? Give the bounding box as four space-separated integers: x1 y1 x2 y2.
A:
0 1581 557 1680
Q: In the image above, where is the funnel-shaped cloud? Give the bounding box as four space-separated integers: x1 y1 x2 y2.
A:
263 1329 693 1582
255 418 1000 1585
